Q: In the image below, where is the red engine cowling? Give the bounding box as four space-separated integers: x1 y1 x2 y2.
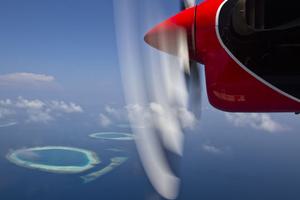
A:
145 0 300 113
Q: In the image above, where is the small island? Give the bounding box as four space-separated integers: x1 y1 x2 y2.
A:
89 132 134 141
81 156 128 183
6 146 100 174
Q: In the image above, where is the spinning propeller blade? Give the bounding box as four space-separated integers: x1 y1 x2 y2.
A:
145 0 202 118
113 1 202 199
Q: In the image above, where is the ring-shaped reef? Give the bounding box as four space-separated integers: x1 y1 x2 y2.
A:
89 132 134 141
0 121 17 128
6 146 100 174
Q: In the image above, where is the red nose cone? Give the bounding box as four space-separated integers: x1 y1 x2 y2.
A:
144 6 197 58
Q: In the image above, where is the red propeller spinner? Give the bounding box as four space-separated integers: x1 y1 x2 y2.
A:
144 6 197 60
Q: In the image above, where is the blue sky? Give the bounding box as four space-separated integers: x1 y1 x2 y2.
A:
0 0 181 105
0 0 122 105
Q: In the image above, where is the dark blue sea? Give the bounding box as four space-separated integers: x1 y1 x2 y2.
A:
1 109 300 200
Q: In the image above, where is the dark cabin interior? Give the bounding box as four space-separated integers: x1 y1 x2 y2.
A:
224 0 300 98
245 0 300 29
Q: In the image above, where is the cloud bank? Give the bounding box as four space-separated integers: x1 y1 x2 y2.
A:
202 144 223 155
225 113 287 133
98 103 197 130
0 72 55 86
99 113 112 127
0 97 83 123
0 107 15 119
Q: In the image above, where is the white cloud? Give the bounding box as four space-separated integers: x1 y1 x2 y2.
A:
202 144 222 155
97 105 130 127
125 104 151 129
0 97 83 124
0 99 12 106
16 97 45 110
177 108 197 129
0 107 14 119
126 104 149 122
0 72 55 86
100 103 197 130
105 105 121 119
26 109 53 123
149 102 197 130
97 102 197 133
49 101 83 113
225 113 287 133
99 113 112 127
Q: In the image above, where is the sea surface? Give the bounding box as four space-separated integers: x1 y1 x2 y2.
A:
1 112 300 200
0 118 152 200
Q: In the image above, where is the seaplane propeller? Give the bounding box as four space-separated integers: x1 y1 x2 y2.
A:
113 0 202 199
